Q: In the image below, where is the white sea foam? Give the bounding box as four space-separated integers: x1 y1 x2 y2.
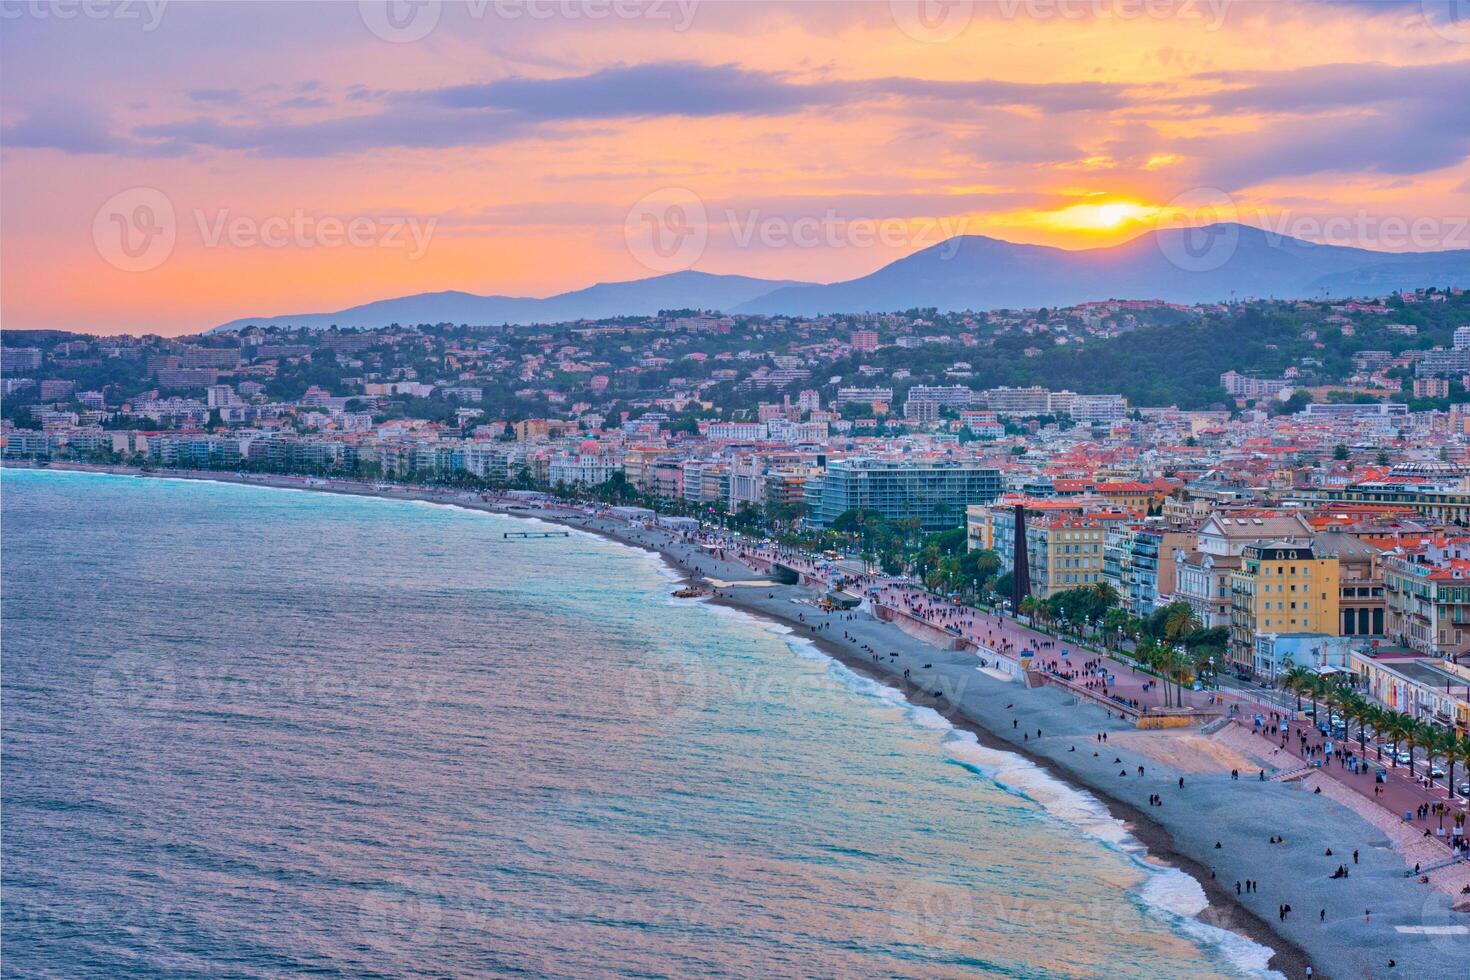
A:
782 632 1284 980
780 634 830 662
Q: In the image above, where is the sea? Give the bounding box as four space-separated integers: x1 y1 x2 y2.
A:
1 469 1279 978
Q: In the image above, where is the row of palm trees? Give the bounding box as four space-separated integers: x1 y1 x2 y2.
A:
1280 665 1470 802
1134 638 1216 709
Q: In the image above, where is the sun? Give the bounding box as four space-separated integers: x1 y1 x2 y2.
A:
1032 200 1161 235
1094 202 1138 228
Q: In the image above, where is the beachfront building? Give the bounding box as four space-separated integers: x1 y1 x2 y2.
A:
972 499 1133 599
1103 523 1193 617
804 457 1002 532
1351 648 1470 730
764 465 818 515
1173 510 1317 630
1024 515 1108 599
548 452 622 487
968 497 1090 552
1311 530 1386 639
1382 535 1470 657
727 455 767 510
1228 541 1341 666
461 443 526 482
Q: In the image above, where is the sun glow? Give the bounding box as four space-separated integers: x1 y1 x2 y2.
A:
1035 200 1161 233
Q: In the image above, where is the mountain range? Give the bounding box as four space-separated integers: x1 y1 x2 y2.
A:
212 224 1470 332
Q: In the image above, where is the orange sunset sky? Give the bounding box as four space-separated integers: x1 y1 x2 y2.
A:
2 0 1468 336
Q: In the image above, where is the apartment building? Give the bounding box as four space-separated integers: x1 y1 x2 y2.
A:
805 458 1002 531
1312 530 1386 638
972 499 1132 599
1229 541 1340 665
1383 535 1470 657
1173 510 1316 629
548 453 622 487
1103 524 1194 618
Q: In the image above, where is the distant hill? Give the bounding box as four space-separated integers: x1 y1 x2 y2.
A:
733 224 1470 315
211 271 810 332
211 225 1470 331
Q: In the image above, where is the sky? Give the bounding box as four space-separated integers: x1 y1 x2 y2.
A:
2 0 1469 336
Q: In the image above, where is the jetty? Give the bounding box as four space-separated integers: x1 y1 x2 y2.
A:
503 531 570 539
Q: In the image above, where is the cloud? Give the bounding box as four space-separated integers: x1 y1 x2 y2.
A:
871 77 1128 114
1196 61 1470 114
421 62 847 119
187 88 242 104
26 61 1126 158
1 98 121 154
1179 62 1470 188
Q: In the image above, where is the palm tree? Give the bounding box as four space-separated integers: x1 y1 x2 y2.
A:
1410 718 1439 778
1346 693 1364 758
1366 706 1393 762
1299 673 1326 725
1382 713 1410 768
1400 715 1425 775
1435 728 1461 799
1190 646 1215 691
1157 645 1186 708
1341 693 1371 756
1102 608 1130 650
1281 665 1312 713
1163 605 1201 645
1453 731 1470 801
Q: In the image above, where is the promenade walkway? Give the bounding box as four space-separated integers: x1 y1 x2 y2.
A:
737 542 1470 867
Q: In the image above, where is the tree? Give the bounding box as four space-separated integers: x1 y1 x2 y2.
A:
993 571 1014 604
1281 664 1313 712
1383 714 1411 769
1333 444 1349 461
1361 705 1387 762
1340 692 1370 755
1163 604 1201 644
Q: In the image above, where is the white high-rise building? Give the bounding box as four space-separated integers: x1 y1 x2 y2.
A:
206 385 243 409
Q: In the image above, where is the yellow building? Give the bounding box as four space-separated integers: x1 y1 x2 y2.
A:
967 500 1128 598
1229 541 1340 664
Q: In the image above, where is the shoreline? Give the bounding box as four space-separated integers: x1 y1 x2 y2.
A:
541 506 1309 978
11 462 1461 978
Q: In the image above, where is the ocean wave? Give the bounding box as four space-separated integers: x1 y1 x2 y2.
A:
782 632 1284 980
